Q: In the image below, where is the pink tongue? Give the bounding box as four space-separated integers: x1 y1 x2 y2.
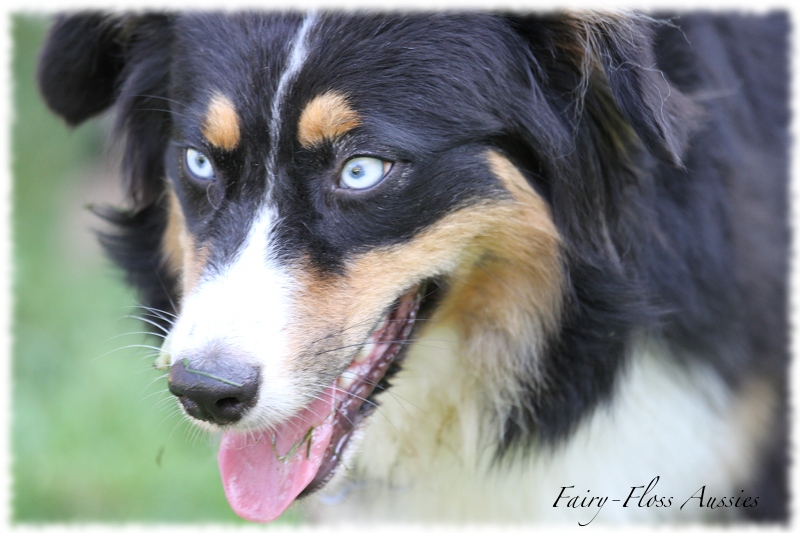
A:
218 386 336 522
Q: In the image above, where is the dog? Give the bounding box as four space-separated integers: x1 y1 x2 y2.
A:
37 10 789 524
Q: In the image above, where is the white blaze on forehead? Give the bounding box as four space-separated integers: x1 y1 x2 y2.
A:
166 207 303 428
267 13 318 186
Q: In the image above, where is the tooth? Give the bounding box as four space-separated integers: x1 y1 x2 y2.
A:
354 345 372 363
338 374 355 390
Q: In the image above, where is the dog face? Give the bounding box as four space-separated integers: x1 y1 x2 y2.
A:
158 15 569 518
38 11 708 522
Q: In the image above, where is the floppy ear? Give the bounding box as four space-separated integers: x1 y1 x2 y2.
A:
38 12 179 320
37 14 128 126
568 13 699 165
510 12 698 166
39 13 174 207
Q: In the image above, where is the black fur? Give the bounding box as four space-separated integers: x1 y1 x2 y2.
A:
38 11 789 522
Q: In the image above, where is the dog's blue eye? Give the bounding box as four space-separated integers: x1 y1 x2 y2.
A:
185 148 216 181
340 157 390 190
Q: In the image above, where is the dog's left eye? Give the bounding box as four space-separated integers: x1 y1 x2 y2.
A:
339 157 391 190
184 148 216 181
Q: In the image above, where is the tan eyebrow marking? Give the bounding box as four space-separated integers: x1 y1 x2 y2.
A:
297 92 361 148
202 93 241 151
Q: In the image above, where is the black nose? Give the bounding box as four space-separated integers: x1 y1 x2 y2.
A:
168 357 260 425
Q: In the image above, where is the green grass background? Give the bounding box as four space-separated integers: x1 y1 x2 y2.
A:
11 15 302 524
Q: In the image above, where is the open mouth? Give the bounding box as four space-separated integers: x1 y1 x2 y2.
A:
217 284 427 522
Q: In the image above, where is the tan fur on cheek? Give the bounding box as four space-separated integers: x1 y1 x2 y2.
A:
444 151 564 336
202 93 240 151
297 92 361 148
162 188 186 285
285 151 563 398
161 189 210 298
183 245 210 296
434 152 565 400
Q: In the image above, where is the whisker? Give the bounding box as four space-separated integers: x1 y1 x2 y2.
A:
141 388 171 403
337 371 425 416
102 330 165 344
140 310 177 327
153 397 178 414
310 336 458 359
304 310 436 348
149 373 170 384
303 389 397 434
134 364 165 376
168 415 192 440
128 304 178 320
158 406 186 431
130 107 190 120
149 260 180 318
125 314 171 335
188 425 208 447
123 305 177 329
90 343 161 363
132 93 192 110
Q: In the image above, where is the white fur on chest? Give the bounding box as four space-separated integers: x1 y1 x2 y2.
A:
308 326 767 524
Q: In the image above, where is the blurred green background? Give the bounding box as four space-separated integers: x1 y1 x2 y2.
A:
11 15 302 524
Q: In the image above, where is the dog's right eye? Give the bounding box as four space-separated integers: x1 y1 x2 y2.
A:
184 148 216 181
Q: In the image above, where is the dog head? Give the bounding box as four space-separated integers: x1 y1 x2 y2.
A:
38 11 692 522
